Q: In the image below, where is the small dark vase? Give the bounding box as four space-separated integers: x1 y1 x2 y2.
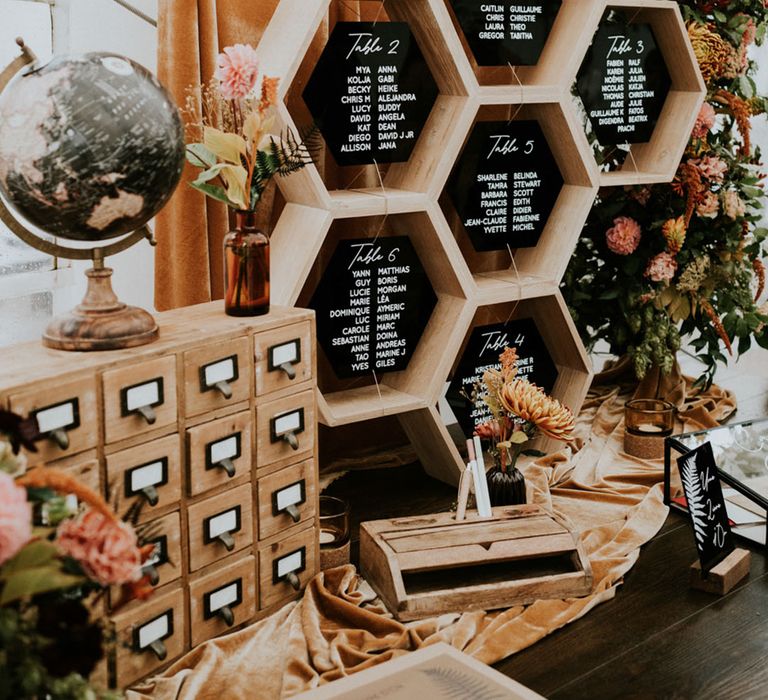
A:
486 465 527 506
224 209 269 316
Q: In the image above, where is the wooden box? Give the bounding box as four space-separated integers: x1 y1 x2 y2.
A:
360 505 592 621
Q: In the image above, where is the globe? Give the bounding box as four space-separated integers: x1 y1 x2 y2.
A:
0 52 185 242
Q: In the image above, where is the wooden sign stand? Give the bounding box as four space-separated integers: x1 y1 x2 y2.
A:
689 548 751 596
254 0 705 484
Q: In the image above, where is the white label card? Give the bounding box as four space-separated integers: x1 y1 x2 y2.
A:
277 550 304 578
276 483 303 511
204 358 235 387
126 381 160 412
271 341 299 367
210 436 238 464
208 582 239 612
130 461 165 492
274 411 301 436
208 509 238 539
36 402 75 433
138 614 169 649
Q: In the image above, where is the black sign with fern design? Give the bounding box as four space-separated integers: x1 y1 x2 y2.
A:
677 441 735 574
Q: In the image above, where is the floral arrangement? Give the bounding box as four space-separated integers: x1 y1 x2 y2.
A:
564 1 768 387
473 348 576 473
0 411 153 700
184 43 315 211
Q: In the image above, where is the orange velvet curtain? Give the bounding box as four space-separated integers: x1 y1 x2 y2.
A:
154 0 372 310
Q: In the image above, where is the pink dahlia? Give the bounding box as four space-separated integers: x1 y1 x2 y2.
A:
606 216 642 255
56 510 141 586
723 190 746 220
0 471 31 566
696 190 719 219
214 43 259 100
691 155 728 183
691 102 716 140
645 252 678 283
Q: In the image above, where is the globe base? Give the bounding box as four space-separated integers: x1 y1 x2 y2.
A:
42 267 158 351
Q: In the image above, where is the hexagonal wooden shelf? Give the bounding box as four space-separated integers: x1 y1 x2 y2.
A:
255 0 703 484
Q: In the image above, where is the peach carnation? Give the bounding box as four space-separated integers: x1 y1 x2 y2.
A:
723 190 746 219
606 216 642 255
691 102 716 140
690 155 727 183
696 190 719 219
0 471 31 566
645 252 678 283
215 43 259 100
56 510 141 586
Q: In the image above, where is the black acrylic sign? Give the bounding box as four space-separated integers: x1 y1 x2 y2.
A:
446 120 563 251
450 0 561 66
677 442 735 574
302 22 439 166
309 236 437 379
576 14 671 145
446 319 558 436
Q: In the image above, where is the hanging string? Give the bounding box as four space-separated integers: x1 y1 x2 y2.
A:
109 0 157 27
503 242 523 326
372 0 388 26
507 62 525 123
336 0 362 20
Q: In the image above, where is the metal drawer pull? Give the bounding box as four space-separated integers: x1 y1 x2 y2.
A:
213 380 232 399
140 485 159 506
284 504 301 523
218 532 235 551
136 404 156 425
279 362 296 380
142 562 160 586
148 640 167 661
49 428 70 450
215 457 236 478
282 431 299 451
284 571 301 590
217 605 235 626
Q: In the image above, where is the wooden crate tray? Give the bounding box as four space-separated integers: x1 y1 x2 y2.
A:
360 505 592 621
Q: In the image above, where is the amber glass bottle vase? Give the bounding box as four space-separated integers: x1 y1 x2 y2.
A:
224 210 270 316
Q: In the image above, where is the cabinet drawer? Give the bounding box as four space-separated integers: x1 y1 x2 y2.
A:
105 435 181 523
256 459 317 542
255 390 315 474
103 356 177 444
186 411 252 497
134 510 183 597
189 555 257 647
183 337 251 417
258 526 317 609
187 483 253 572
253 322 313 396
111 584 186 689
7 375 98 465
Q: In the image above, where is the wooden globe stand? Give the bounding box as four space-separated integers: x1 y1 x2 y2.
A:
0 38 159 351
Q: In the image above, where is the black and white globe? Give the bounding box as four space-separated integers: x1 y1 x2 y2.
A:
0 52 185 242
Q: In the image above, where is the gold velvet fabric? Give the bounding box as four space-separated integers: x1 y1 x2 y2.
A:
127 376 735 700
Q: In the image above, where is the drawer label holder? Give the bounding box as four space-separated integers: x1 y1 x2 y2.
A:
270 408 305 451
272 479 306 523
121 377 165 425
203 579 243 626
133 609 174 661
124 457 169 507
273 546 306 591
31 398 80 450
203 506 242 552
199 355 239 399
205 433 242 478
268 339 301 380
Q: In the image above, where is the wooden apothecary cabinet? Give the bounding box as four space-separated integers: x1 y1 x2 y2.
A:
0 303 320 690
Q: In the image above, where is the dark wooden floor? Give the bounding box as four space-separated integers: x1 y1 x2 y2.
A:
325 353 768 700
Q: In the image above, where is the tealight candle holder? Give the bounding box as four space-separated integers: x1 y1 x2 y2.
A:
318 495 351 570
624 399 676 460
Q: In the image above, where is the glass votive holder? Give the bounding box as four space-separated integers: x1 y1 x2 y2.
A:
318 495 350 570
624 399 676 459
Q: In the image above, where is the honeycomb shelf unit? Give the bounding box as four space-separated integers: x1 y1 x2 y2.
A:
256 0 705 485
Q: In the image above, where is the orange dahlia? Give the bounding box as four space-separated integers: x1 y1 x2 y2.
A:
499 380 575 442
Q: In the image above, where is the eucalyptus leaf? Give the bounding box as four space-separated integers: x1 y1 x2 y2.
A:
189 181 237 207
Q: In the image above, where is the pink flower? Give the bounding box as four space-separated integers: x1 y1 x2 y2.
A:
738 15 757 45
691 102 716 140
56 510 141 586
606 216 642 255
0 471 31 566
214 44 259 100
696 191 719 219
690 155 728 183
645 252 678 283
722 190 746 220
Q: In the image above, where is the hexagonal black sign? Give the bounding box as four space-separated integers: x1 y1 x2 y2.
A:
309 236 437 379
449 0 562 66
446 120 563 251
576 13 671 145
446 319 558 437
302 22 439 166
